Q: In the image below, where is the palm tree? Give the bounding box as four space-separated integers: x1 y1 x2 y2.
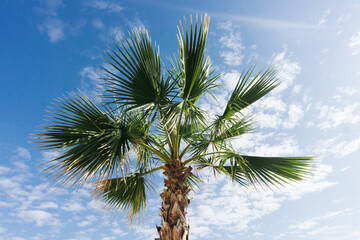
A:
35 15 313 240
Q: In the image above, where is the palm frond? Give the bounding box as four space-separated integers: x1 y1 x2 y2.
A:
103 28 176 112
184 172 202 191
218 152 313 187
176 15 219 103
212 115 256 142
184 116 254 157
92 172 154 220
34 92 154 187
196 157 248 187
222 66 279 118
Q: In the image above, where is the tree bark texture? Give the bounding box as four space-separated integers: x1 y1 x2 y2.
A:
155 160 192 240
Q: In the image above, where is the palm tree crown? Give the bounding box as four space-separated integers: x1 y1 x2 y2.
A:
35 15 313 240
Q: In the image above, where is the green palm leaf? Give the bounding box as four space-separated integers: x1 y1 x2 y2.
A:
92 173 153 220
222 66 279 118
176 15 219 102
183 116 254 157
218 152 313 186
34 92 152 187
103 29 176 112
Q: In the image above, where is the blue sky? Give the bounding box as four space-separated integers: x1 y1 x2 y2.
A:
1 0 360 239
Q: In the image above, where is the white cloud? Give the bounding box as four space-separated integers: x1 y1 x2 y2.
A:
0 227 7 234
313 135 360 158
92 18 104 29
210 11 319 29
15 147 31 160
349 32 360 55
61 200 86 212
349 32 360 47
337 14 350 23
126 17 146 30
333 137 360 158
77 215 98 227
307 121 314 128
38 0 64 16
68 19 87 36
255 96 287 112
336 86 358 96
111 228 127 236
109 26 123 41
220 49 244 67
0 166 10 175
283 104 304 129
0 178 21 189
85 0 124 13
38 18 66 43
231 132 274 152
16 210 60 227
281 164 336 201
41 150 62 163
222 70 240 90
252 96 288 129
134 225 158 239
272 49 301 93
292 85 302 94
198 90 229 117
289 208 352 231
36 202 59 209
250 137 301 156
255 111 283 129
11 237 25 240
0 201 13 207
253 97 304 130
340 166 350 172
80 66 103 101
318 9 330 25
87 199 103 211
253 232 263 236
219 21 244 66
317 103 360 129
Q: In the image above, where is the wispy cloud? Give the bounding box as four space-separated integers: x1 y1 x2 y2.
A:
218 21 244 66
289 209 352 230
79 66 103 101
349 31 360 55
38 18 66 43
142 2 320 30
0 165 10 175
222 70 241 90
92 18 105 29
77 215 98 227
318 9 330 25
37 0 64 16
313 135 360 158
336 86 358 96
36 0 67 43
272 48 302 93
210 12 320 29
108 26 123 40
337 14 351 23
317 103 360 129
15 146 31 160
85 0 124 13
283 104 304 129
16 209 61 227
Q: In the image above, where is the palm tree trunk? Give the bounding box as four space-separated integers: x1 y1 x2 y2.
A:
155 160 192 240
